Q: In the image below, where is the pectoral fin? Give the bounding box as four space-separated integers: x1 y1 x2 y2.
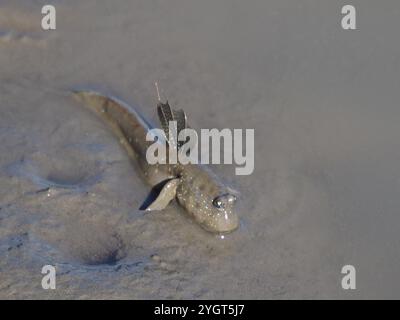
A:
140 178 180 211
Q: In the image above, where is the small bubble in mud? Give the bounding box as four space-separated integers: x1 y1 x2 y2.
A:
151 254 160 262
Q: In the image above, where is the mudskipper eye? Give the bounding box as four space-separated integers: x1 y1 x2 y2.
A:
213 194 237 209
213 198 224 208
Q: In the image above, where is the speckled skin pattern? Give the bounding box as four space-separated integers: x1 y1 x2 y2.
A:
73 90 239 233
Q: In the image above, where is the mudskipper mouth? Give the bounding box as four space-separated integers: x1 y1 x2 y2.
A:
202 210 239 234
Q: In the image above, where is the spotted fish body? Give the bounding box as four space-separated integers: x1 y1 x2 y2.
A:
73 90 239 233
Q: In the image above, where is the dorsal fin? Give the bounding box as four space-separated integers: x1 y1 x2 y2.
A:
157 102 187 149
157 101 174 137
172 109 187 135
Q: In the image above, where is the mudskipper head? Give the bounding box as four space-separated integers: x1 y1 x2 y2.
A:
208 193 239 233
176 176 240 234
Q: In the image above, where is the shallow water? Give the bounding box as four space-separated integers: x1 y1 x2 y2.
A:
1 0 400 299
